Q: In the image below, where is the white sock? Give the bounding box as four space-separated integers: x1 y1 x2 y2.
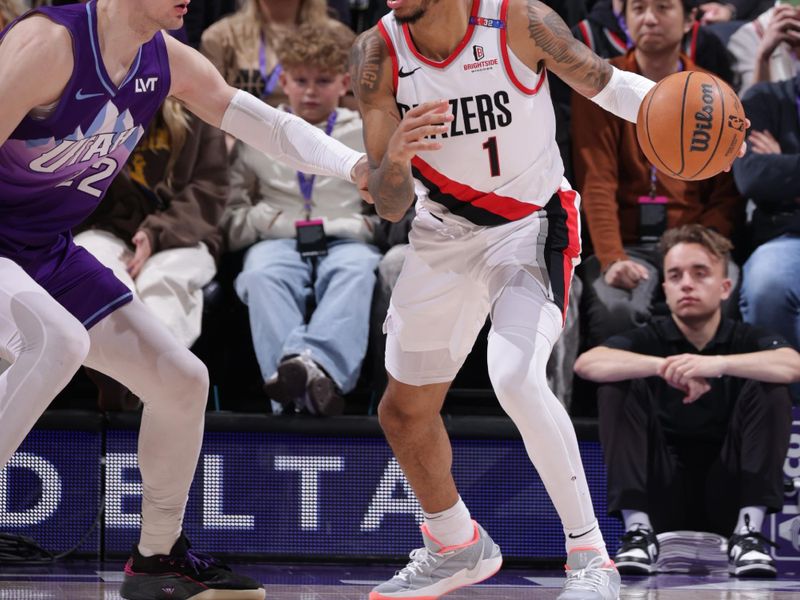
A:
138 545 161 557
735 506 766 535
423 497 474 547
622 509 653 532
564 519 609 562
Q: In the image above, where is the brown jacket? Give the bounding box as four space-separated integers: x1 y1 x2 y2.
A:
571 51 744 270
76 114 229 262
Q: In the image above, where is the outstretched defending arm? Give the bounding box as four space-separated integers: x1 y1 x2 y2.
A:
164 35 365 184
349 28 452 222
506 0 654 123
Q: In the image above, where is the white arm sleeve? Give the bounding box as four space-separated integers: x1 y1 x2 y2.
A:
589 67 656 124
220 90 363 182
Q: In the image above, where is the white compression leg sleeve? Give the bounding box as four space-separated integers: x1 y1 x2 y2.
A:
0 258 90 469
83 298 208 554
589 66 656 123
487 273 599 531
221 90 362 181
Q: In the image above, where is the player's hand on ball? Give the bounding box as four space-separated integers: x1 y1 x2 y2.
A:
387 99 452 164
603 259 650 290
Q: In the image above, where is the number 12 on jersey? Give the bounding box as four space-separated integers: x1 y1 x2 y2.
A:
482 136 500 177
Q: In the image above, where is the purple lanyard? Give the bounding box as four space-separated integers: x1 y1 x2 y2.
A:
259 33 283 98
796 92 800 128
648 165 658 197
296 111 338 216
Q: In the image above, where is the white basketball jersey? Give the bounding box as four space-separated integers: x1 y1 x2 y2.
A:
378 0 565 227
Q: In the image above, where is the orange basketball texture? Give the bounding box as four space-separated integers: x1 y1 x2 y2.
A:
636 71 746 181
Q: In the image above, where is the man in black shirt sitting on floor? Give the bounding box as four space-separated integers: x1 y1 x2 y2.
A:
575 224 800 578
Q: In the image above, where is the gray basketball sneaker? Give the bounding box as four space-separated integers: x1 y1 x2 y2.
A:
558 548 621 600
370 521 503 599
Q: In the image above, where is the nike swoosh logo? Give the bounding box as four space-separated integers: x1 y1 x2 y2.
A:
398 66 421 78
75 89 104 101
568 526 597 539
464 560 483 579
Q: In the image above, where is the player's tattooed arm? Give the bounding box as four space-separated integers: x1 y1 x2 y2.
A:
522 0 612 97
350 30 417 221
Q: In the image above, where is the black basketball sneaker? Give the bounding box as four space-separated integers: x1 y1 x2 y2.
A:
728 530 777 578
119 533 265 599
614 527 659 575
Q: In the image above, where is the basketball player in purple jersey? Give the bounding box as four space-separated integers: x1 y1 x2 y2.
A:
350 1 742 599
0 1 369 598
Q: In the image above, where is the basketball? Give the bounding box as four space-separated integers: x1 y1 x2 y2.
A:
636 71 746 181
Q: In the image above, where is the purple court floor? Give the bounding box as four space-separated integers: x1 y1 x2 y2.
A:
0 562 799 599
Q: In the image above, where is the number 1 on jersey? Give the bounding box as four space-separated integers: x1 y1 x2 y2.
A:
482 136 500 177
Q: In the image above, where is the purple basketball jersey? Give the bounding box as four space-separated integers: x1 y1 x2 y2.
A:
0 1 171 328
0 0 170 254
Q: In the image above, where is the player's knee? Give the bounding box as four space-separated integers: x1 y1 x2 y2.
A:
167 350 209 410
52 321 91 373
377 389 425 433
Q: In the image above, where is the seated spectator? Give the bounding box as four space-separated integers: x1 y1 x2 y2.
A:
728 2 800 94
572 0 733 82
200 0 348 108
572 0 743 349
74 99 228 409
75 99 228 349
732 69 800 400
223 22 379 417
575 224 799 578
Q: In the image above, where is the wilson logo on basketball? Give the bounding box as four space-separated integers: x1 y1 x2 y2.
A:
689 83 714 152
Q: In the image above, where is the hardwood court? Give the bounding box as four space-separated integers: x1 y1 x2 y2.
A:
0 562 799 599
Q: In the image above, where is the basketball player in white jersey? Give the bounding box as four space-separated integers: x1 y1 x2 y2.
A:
0 1 369 598
351 1 659 598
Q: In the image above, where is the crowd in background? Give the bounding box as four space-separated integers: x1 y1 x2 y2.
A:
2 0 798 418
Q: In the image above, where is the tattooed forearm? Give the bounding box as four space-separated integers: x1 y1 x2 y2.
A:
350 31 386 102
526 1 611 95
369 158 415 221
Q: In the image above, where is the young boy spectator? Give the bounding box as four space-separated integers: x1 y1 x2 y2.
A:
575 225 799 577
572 0 744 348
732 69 800 399
223 22 379 416
200 0 344 108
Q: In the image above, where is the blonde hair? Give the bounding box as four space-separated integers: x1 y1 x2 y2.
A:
161 98 191 186
0 0 24 29
277 22 356 74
